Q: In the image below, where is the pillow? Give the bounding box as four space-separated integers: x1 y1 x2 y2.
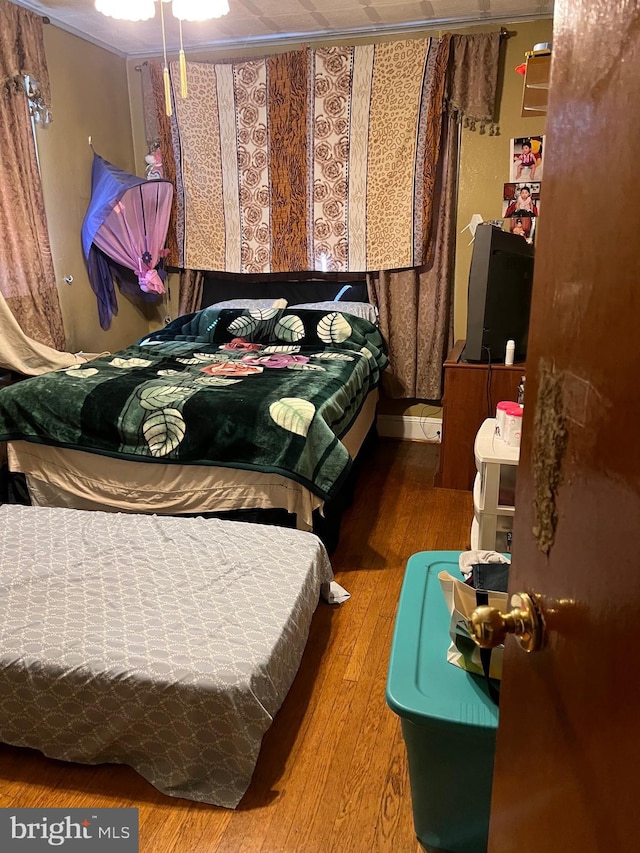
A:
289 301 378 324
140 302 290 346
139 307 250 344
208 297 287 310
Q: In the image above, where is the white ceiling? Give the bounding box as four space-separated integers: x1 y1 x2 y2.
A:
15 0 554 58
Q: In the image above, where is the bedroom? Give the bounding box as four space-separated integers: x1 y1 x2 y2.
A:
2 0 637 851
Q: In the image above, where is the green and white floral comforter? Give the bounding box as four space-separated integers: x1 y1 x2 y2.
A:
0 308 387 500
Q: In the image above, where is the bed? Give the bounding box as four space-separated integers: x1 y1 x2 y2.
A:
0 301 387 539
0 504 341 807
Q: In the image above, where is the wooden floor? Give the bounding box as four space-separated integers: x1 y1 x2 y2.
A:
0 439 473 852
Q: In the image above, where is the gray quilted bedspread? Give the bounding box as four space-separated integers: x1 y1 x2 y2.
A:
0 506 333 807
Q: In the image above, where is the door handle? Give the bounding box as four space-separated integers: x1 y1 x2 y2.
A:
468 592 546 653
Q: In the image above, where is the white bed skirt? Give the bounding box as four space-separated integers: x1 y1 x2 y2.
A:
7 390 378 530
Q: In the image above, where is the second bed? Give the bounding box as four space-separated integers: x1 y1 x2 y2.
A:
0 505 340 807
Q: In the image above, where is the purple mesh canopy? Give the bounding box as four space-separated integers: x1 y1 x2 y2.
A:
81 153 173 330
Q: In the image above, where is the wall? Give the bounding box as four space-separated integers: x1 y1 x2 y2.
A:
38 26 152 354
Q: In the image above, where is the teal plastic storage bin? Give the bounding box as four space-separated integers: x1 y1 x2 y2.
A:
386 551 499 853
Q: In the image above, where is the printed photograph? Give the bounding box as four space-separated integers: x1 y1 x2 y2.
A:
505 216 536 245
503 182 540 217
510 136 544 182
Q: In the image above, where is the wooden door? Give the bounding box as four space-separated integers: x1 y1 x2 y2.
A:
488 2 640 851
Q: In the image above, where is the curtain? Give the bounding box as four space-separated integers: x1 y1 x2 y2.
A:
367 32 502 399
178 269 204 316
150 61 180 267
0 0 65 350
447 32 501 134
153 38 450 276
368 112 457 400
138 61 159 152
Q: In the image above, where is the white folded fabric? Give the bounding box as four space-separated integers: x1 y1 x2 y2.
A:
321 581 350 604
459 549 511 580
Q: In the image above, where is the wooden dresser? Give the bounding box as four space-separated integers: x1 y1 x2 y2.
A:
435 340 525 491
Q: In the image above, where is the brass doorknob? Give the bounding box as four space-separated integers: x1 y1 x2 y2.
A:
468 592 546 653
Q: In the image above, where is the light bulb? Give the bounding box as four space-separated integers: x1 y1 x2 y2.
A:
95 0 156 21
171 0 230 22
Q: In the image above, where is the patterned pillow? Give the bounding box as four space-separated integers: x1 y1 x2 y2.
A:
139 300 291 345
289 301 378 324
209 298 287 310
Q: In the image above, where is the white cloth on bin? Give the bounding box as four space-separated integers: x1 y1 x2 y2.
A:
458 550 510 581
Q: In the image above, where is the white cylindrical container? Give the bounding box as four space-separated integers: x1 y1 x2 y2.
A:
504 403 524 448
505 339 515 366
495 401 512 440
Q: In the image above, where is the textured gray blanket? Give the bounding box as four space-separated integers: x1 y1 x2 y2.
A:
0 506 333 807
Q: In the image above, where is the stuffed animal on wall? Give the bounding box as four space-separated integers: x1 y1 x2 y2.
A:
145 147 163 180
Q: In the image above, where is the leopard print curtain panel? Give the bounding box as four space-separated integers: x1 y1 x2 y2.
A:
367 112 458 400
367 32 501 399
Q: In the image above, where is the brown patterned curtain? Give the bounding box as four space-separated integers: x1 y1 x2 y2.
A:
0 0 65 350
447 32 501 134
368 32 501 399
150 61 180 268
178 269 204 316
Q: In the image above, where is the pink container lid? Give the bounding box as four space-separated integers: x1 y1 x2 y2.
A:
496 401 512 411
505 402 523 417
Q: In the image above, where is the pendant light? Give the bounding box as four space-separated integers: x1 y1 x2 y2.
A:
95 0 230 113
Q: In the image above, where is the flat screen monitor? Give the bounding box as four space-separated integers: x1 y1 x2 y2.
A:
462 224 535 363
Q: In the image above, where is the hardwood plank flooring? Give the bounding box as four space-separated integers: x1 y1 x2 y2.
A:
0 439 473 852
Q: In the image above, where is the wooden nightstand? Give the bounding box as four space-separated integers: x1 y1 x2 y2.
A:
434 341 524 491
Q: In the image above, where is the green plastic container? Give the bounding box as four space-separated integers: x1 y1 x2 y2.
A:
386 551 499 853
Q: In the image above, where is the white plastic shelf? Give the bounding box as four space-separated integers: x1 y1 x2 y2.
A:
474 418 520 468
471 419 520 551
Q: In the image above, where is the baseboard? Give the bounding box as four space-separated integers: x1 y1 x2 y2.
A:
377 414 442 443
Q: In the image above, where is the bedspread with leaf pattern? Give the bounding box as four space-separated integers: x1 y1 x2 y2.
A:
0 309 387 499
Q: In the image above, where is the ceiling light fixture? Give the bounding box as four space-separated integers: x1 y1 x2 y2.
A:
95 0 230 114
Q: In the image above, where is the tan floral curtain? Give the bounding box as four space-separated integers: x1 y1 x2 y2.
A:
368 32 502 399
0 0 65 350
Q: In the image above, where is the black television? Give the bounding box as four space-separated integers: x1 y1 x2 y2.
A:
462 223 535 363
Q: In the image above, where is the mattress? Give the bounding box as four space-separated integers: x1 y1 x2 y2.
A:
0 505 337 807
7 389 378 530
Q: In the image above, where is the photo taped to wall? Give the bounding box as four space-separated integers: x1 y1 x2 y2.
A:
510 136 544 182
504 216 536 246
503 182 540 217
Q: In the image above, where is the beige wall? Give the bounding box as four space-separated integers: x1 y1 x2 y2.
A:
38 26 153 354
